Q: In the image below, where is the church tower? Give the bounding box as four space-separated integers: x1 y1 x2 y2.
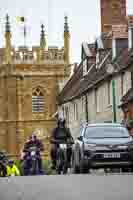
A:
0 15 71 158
100 0 127 33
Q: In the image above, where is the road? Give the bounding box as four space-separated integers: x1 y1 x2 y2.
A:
0 174 133 200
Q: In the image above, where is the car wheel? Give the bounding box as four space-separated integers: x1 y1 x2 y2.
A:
121 167 130 173
130 168 133 172
80 159 89 174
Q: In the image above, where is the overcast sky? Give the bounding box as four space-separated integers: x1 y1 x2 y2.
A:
0 0 133 62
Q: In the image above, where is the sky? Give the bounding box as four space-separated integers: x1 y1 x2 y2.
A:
0 0 133 63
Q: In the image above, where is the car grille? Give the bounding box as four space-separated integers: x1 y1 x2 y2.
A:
95 149 128 153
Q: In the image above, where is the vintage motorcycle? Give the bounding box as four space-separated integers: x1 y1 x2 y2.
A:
23 146 41 175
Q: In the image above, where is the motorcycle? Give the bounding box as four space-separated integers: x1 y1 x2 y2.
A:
23 146 41 175
53 139 73 175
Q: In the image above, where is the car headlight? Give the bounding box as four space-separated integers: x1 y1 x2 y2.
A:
117 145 128 149
84 143 96 151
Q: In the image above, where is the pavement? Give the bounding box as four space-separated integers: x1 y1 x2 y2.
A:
0 174 133 200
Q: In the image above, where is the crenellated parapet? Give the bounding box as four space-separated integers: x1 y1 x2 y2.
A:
0 46 65 65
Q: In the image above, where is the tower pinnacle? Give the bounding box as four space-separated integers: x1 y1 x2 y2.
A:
64 16 70 66
64 16 69 33
5 14 11 33
5 14 12 64
40 24 46 49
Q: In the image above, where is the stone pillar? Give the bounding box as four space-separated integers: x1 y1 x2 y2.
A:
16 75 24 153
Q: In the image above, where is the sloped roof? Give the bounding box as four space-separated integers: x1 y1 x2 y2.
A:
58 49 111 104
58 44 133 105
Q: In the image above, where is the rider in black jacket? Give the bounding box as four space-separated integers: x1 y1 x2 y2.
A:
50 118 73 169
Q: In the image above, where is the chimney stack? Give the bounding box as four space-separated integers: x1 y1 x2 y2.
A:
128 15 133 50
112 25 128 60
100 0 127 34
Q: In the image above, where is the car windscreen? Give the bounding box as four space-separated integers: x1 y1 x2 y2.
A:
84 126 129 139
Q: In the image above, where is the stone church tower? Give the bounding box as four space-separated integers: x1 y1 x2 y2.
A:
0 15 70 158
100 0 127 33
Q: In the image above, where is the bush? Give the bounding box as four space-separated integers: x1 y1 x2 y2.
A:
14 160 24 175
43 159 56 175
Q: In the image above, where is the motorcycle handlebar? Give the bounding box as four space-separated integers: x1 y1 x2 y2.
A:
25 147 41 152
50 139 74 144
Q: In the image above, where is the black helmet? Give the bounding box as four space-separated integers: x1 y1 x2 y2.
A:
58 117 66 125
0 154 4 160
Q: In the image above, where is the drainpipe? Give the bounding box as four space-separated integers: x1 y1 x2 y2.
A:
85 94 89 123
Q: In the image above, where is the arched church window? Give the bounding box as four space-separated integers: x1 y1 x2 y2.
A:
32 87 44 112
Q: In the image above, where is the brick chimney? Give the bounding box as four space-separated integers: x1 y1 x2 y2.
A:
128 15 133 50
100 0 127 34
112 24 128 59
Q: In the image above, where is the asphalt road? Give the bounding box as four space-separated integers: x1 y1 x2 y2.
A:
0 174 133 200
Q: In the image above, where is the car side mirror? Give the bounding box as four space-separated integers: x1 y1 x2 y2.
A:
77 136 83 141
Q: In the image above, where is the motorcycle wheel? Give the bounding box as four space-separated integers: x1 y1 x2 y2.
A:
31 159 38 175
56 157 62 174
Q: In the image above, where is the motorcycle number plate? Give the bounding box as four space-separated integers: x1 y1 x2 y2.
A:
31 151 36 156
60 144 67 149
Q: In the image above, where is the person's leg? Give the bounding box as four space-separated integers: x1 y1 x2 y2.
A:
67 147 72 168
0 164 7 177
23 158 31 175
50 144 57 169
3 165 7 177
